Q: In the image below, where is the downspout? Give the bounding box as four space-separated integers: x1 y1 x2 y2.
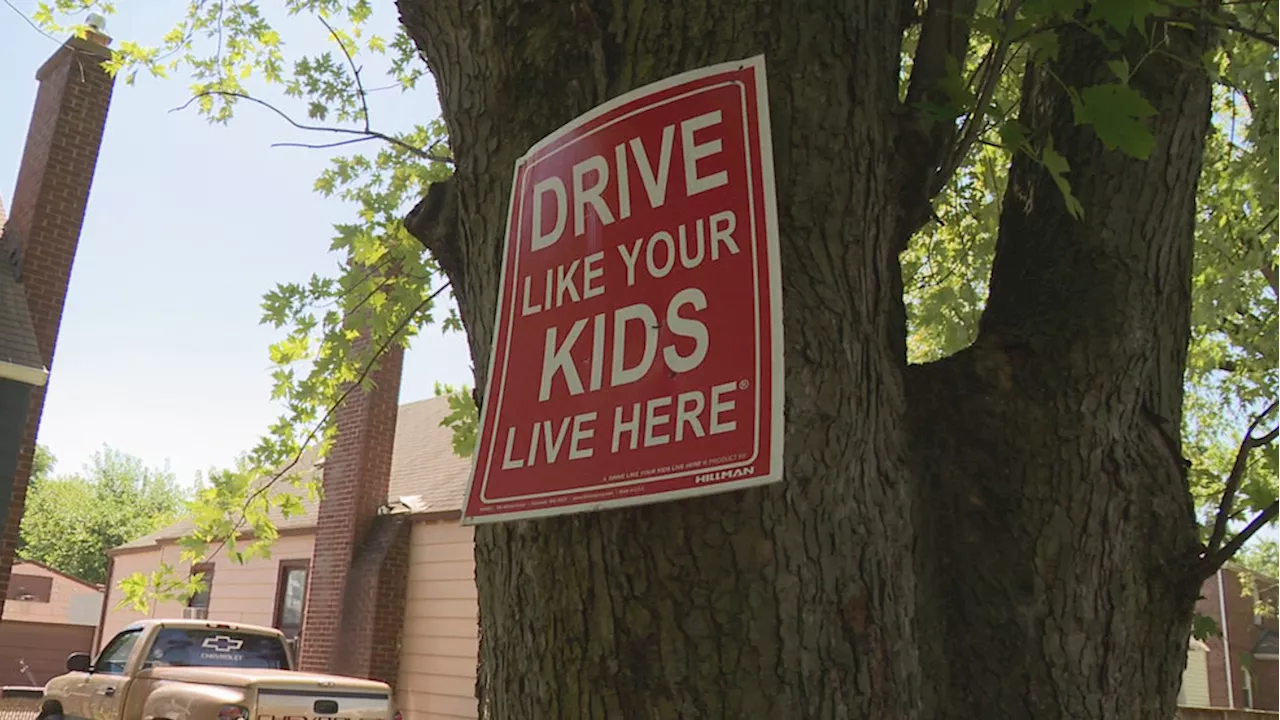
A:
1217 568 1235 708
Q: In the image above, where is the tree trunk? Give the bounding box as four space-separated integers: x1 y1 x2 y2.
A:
396 1 1215 717
908 19 1214 717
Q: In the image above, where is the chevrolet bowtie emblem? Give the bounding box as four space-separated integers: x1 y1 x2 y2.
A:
200 635 244 652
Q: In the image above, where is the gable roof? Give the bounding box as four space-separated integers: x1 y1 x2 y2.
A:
12 558 104 592
113 395 472 553
0 193 48 387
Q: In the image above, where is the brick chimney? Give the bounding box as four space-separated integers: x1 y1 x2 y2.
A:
298 331 410 685
0 30 116 613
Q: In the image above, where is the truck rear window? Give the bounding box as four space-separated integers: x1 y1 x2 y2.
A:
143 628 290 670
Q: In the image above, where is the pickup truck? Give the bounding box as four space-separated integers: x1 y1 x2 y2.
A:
36 618 401 720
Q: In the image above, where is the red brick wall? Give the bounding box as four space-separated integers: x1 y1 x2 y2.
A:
1199 570 1239 708
1246 579 1278 712
369 516 411 684
0 37 115 618
1196 567 1280 711
298 337 405 674
329 513 410 685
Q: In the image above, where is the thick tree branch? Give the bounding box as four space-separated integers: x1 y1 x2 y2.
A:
1203 502 1279 576
931 0 1022 200
1208 14 1279 46
405 176 463 290
1204 400 1279 563
1258 216 1279 293
897 0 979 239
1262 261 1279 294
171 90 453 164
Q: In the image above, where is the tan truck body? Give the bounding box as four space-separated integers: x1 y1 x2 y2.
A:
39 619 397 720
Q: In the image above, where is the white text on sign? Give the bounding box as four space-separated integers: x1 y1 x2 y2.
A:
528 110 731 252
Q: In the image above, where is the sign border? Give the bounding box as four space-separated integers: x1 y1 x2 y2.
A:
460 54 783 525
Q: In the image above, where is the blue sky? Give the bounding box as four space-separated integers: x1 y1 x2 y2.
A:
0 2 473 484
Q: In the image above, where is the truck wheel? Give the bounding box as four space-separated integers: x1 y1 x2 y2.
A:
36 700 64 720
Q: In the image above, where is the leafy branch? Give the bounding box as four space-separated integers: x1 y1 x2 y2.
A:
199 280 450 565
931 0 1023 200
315 12 370 132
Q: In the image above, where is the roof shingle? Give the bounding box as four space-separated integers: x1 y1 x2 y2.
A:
0 195 48 384
113 395 471 553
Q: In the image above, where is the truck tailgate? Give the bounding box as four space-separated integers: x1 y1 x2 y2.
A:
255 687 392 719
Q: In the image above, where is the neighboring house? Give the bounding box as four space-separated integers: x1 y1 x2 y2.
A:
94 324 1280 720
0 21 116 617
99 395 479 719
1183 563 1280 712
0 559 103 686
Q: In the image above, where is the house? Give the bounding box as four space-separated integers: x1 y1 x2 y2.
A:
0 559 102 686
0 21 116 617
94 277 1280 719
99 394 481 718
98 383 1280 720
1178 563 1279 712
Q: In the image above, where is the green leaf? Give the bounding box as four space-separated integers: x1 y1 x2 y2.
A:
1071 82 1158 159
1085 0 1161 35
1040 137 1085 219
998 120 1031 152
1192 612 1219 641
1022 0 1085 22
1106 58 1130 83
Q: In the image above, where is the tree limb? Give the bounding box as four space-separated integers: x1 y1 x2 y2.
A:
315 12 371 132
202 280 451 566
897 0 980 240
1262 261 1279 294
405 176 462 288
930 0 1023 200
1202 502 1279 576
1258 215 1279 293
271 136 378 152
1203 400 1279 564
171 90 453 164
1208 14 1279 47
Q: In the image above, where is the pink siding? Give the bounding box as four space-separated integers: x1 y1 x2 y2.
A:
2 561 102 626
397 521 479 719
99 534 316 650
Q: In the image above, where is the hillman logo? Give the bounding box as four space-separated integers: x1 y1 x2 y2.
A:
695 466 754 484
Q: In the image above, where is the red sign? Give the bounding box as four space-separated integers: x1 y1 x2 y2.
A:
460 55 783 524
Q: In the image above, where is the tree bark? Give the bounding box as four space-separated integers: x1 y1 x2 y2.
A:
908 18 1215 720
396 1 1215 717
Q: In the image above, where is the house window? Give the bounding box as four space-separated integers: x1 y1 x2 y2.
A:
95 628 143 675
1242 666 1254 709
273 560 309 641
7 574 52 603
188 564 215 609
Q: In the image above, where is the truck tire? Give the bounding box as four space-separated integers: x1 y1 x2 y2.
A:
36 700 64 720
